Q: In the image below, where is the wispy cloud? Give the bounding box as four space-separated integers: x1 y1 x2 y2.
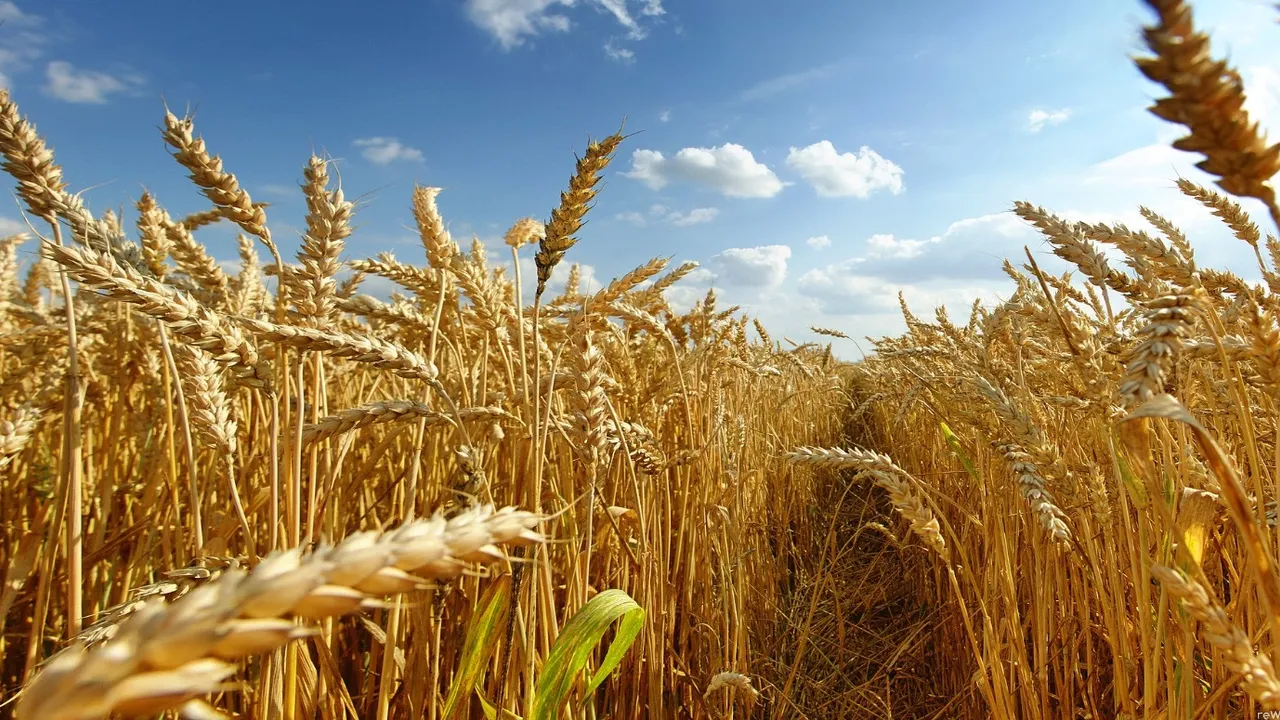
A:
668 207 719 226
259 184 298 199
618 204 719 226
353 137 425 165
464 0 666 50
604 40 635 63
737 60 847 103
43 61 143 104
0 4 49 89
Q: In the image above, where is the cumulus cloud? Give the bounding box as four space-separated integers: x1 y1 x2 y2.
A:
709 245 791 287
806 235 831 250
44 61 141 103
798 261 1007 317
796 261 899 315
785 141 904 198
860 213 1032 282
866 233 937 259
353 137 425 165
464 0 664 49
658 109 670 123
624 144 785 198
1027 108 1071 133
802 212 1037 288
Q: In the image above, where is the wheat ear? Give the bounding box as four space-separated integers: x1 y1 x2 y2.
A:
534 129 624 300
1151 564 1280 708
1135 0 1280 230
16 504 544 720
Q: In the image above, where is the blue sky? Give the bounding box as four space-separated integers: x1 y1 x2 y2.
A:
3 0 1279 353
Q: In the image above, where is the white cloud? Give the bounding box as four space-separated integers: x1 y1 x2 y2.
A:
940 213 1028 239
1083 142 1193 187
463 0 573 48
1243 66 1280 140
1027 108 1071 133
806 235 831 250
516 256 602 298
43 61 140 104
709 245 791 287
604 40 635 63
797 261 1007 318
658 109 670 123
796 261 897 315
1072 130 1276 244
624 143 785 198
738 62 841 103
785 141 904 198
0 216 27 235
464 0 664 49
0 1 28 23
617 205 719 226
866 233 937 259
667 207 718 226
796 211 1037 288
595 0 645 39
353 137 425 165
0 4 45 89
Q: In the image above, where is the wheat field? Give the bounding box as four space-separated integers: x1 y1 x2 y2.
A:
2 0 1280 717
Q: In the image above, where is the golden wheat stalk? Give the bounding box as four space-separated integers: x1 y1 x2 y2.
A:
17 504 543 720
1135 0 1280 230
534 130 625 300
785 446 947 558
41 240 273 391
1151 564 1280 708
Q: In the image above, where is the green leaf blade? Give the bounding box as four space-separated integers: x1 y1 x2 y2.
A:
529 589 645 720
443 575 513 720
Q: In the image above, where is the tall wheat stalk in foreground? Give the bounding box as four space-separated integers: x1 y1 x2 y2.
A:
17 505 543 720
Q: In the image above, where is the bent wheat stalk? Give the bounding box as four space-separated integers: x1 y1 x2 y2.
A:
16 504 544 720
301 402 517 446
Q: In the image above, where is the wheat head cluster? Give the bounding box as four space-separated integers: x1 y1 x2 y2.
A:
3 0 1280 717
